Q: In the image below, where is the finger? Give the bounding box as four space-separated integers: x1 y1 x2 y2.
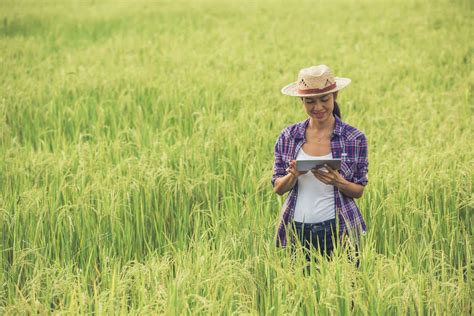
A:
324 164 337 174
315 169 329 175
314 173 330 183
327 166 339 179
311 169 324 177
319 175 333 183
313 172 330 183
316 172 334 183
316 176 330 185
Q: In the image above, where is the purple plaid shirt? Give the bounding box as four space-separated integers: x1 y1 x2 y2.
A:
272 115 368 247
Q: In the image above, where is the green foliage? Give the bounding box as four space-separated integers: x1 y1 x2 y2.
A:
1 0 472 314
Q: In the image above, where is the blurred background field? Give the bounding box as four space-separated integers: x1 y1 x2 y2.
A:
1 0 472 314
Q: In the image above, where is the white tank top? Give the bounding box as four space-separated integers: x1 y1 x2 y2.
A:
293 148 336 223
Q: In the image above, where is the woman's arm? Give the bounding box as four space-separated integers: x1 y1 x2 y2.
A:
312 165 365 199
341 134 369 197
272 131 302 195
273 173 297 196
316 134 369 198
273 160 306 195
333 176 365 199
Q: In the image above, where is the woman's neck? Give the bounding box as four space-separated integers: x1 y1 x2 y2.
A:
308 115 336 133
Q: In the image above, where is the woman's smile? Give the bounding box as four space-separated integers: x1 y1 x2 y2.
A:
312 111 327 119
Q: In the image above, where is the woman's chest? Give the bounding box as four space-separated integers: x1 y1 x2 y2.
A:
282 138 360 180
302 141 331 156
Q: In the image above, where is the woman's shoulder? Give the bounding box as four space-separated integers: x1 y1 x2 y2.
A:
340 119 367 142
277 119 308 140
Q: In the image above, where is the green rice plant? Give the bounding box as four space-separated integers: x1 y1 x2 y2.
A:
0 0 472 314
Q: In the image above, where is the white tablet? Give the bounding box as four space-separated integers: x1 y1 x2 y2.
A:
296 159 342 172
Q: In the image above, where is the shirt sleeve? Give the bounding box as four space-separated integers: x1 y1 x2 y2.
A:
352 134 369 186
271 131 287 187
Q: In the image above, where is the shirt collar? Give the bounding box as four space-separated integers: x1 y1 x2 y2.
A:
294 114 344 140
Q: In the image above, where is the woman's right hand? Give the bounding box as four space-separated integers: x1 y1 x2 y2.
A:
274 160 307 195
286 160 307 178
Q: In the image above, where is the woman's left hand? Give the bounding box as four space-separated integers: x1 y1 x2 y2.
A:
311 164 349 189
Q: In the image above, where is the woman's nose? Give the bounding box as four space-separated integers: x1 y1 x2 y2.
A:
311 100 324 109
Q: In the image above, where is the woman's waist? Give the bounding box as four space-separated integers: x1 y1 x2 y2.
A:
292 218 337 233
293 192 335 222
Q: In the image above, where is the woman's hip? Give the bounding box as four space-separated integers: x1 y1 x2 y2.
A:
290 218 338 249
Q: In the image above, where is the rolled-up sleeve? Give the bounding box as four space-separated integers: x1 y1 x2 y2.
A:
271 132 287 187
352 134 369 186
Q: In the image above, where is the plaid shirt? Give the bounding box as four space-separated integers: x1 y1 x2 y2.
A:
272 115 368 247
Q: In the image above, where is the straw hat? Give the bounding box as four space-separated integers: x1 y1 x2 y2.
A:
281 65 351 97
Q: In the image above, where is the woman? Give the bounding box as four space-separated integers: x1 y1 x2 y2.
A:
272 65 368 266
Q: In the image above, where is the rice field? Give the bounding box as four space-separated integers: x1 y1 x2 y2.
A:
1 0 472 314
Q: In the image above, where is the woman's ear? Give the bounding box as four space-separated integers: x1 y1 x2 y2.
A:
333 92 338 100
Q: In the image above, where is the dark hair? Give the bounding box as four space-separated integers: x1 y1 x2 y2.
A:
333 101 342 119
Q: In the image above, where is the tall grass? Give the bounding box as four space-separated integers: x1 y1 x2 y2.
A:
1 0 472 314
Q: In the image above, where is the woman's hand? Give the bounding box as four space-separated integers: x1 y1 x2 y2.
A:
274 160 307 195
311 164 349 188
312 164 365 198
286 160 307 178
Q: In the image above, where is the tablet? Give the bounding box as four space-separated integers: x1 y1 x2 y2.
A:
296 159 341 172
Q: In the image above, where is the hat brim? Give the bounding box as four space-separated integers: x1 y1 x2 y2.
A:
281 77 351 97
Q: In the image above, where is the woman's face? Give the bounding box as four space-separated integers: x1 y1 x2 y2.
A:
301 92 336 123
